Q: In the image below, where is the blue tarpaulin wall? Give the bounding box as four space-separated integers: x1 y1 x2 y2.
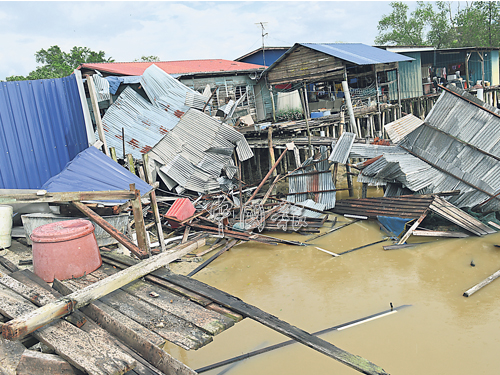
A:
42 146 152 203
0 75 88 189
377 216 413 237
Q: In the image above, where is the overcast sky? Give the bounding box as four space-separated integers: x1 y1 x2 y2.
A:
0 1 418 80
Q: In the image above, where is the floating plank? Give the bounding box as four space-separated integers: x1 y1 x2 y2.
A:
383 243 422 250
0 284 136 375
2 236 206 341
411 230 469 238
188 239 240 277
99 253 388 375
463 268 500 297
16 350 84 375
94 267 234 335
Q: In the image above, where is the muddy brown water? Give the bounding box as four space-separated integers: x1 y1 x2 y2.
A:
166 186 500 375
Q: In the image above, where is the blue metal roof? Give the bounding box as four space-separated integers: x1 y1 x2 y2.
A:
300 43 414 65
0 75 89 189
42 146 152 202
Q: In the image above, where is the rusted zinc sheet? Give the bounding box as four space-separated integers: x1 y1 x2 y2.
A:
333 195 496 236
148 108 253 194
287 146 336 209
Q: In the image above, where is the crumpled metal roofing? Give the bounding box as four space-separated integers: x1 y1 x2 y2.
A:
92 74 111 102
42 146 152 203
288 199 326 218
384 114 424 144
360 86 500 211
101 86 180 158
287 146 336 209
329 132 356 164
148 108 253 193
300 43 414 65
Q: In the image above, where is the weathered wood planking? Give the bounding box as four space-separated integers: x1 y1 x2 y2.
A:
63 277 213 351
0 336 26 375
8 271 165 375
100 253 243 322
2 237 206 341
16 350 84 375
267 46 344 85
100 253 389 375
53 280 197 375
0 284 136 375
95 266 234 335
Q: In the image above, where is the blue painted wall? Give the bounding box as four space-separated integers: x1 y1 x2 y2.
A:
0 75 88 189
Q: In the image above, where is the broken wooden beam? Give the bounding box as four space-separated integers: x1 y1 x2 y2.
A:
188 239 240 277
2 235 206 341
72 200 149 259
305 219 361 243
0 190 135 205
98 253 389 375
16 350 84 375
463 268 500 297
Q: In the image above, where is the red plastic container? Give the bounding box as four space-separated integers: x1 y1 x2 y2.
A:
31 219 102 282
166 198 196 228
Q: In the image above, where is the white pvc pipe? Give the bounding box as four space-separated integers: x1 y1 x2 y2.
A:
341 81 358 136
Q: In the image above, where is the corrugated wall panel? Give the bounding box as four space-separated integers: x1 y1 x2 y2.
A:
388 52 422 100
0 76 88 189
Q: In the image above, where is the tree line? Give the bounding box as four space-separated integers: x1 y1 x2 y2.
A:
376 1 500 48
5 2 499 81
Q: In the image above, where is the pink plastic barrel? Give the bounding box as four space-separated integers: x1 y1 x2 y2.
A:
166 198 195 228
31 219 102 282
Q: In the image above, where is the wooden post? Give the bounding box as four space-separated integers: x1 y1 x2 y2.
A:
339 111 345 136
127 154 135 174
300 85 312 157
1 236 206 341
269 86 276 123
465 52 471 89
129 183 151 257
109 147 117 162
267 125 277 177
362 183 368 198
142 154 166 252
86 75 110 157
396 67 402 119
345 163 353 197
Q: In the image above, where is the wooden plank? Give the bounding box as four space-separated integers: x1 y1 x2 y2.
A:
411 230 469 238
93 268 234 336
2 236 206 341
397 210 428 245
97 254 389 375
0 190 135 205
0 257 18 273
463 268 500 297
0 336 26 375
99 289 213 350
16 350 84 375
187 239 240 277
86 75 110 156
129 184 151 256
100 255 213 306
0 284 136 375
205 303 244 322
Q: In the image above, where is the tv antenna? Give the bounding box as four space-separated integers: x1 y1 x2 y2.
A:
256 22 268 66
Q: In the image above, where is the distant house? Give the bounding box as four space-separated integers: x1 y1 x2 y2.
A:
79 59 271 121
235 46 290 67
380 46 500 99
262 43 413 117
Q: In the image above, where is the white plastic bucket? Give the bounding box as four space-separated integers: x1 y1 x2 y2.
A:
0 205 13 248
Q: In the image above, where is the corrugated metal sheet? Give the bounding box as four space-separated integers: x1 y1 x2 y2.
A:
92 74 111 102
0 76 88 189
360 86 500 211
287 146 336 209
384 114 424 143
288 199 326 218
80 60 266 76
387 51 422 100
42 146 152 203
300 43 414 65
350 144 406 159
101 86 179 158
149 108 253 193
329 132 356 164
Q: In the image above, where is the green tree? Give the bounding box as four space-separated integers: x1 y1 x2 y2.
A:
455 1 500 47
133 55 160 62
425 2 457 48
375 2 429 45
6 45 114 81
